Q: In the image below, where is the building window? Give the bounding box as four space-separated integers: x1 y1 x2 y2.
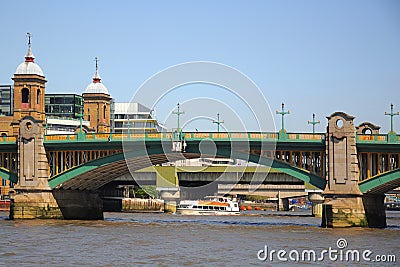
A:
104 105 107 119
37 89 41 104
22 88 29 103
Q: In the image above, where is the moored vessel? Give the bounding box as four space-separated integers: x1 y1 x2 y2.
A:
0 199 10 211
177 196 240 215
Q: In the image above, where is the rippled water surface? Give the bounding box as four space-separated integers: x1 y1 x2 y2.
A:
0 210 399 266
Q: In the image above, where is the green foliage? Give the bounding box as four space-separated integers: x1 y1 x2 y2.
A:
133 186 159 199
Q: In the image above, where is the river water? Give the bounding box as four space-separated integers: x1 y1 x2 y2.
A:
0 210 398 266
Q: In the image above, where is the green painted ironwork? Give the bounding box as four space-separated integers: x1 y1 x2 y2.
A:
48 146 166 189
42 132 326 143
276 103 290 133
217 150 327 190
48 153 125 188
0 167 18 183
356 133 400 147
2 131 400 149
172 103 184 132
385 103 399 134
45 118 48 135
359 169 400 194
0 136 17 144
48 144 327 190
127 119 131 138
212 113 224 133
308 113 320 134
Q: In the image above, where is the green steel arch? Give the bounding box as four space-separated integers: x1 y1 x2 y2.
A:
359 169 400 194
0 167 18 183
48 146 326 190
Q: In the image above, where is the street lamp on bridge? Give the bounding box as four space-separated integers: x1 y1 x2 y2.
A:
385 103 399 134
76 109 84 134
308 113 320 134
276 102 290 133
172 103 185 132
212 113 224 133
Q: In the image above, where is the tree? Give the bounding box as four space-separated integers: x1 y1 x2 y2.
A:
134 186 159 199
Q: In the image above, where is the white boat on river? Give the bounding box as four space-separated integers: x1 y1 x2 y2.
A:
177 196 240 215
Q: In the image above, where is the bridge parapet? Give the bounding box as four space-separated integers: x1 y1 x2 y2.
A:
0 136 17 144
357 133 400 144
42 131 326 143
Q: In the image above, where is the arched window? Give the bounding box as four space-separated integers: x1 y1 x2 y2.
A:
104 105 107 119
363 128 372 135
22 88 29 103
37 89 41 104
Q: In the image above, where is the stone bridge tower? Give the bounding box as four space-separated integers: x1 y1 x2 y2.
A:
11 33 46 135
11 34 50 190
322 112 368 227
9 35 64 219
82 58 111 133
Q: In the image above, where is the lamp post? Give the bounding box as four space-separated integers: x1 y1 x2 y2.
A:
212 113 224 133
76 109 84 139
127 118 131 138
276 102 290 133
385 103 399 133
45 117 48 135
79 110 83 133
308 113 320 134
172 103 185 133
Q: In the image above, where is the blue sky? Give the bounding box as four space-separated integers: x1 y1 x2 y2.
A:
0 1 399 132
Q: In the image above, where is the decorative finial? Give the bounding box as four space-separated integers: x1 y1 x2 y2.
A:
95 57 99 71
24 32 35 62
92 57 101 83
27 32 31 45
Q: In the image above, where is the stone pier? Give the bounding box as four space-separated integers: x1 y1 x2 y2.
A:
11 189 103 220
10 117 103 220
158 187 180 213
277 191 289 211
308 193 324 217
321 112 385 228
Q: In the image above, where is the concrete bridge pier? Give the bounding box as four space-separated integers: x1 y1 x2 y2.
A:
277 191 289 211
158 187 180 213
308 193 324 217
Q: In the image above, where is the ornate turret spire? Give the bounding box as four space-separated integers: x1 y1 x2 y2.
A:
92 57 101 83
25 32 35 63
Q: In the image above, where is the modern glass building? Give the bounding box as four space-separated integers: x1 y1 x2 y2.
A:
0 85 13 116
45 94 83 119
111 102 165 133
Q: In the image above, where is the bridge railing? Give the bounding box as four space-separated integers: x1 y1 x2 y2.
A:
42 132 326 143
4 132 399 144
0 136 17 144
357 133 400 144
